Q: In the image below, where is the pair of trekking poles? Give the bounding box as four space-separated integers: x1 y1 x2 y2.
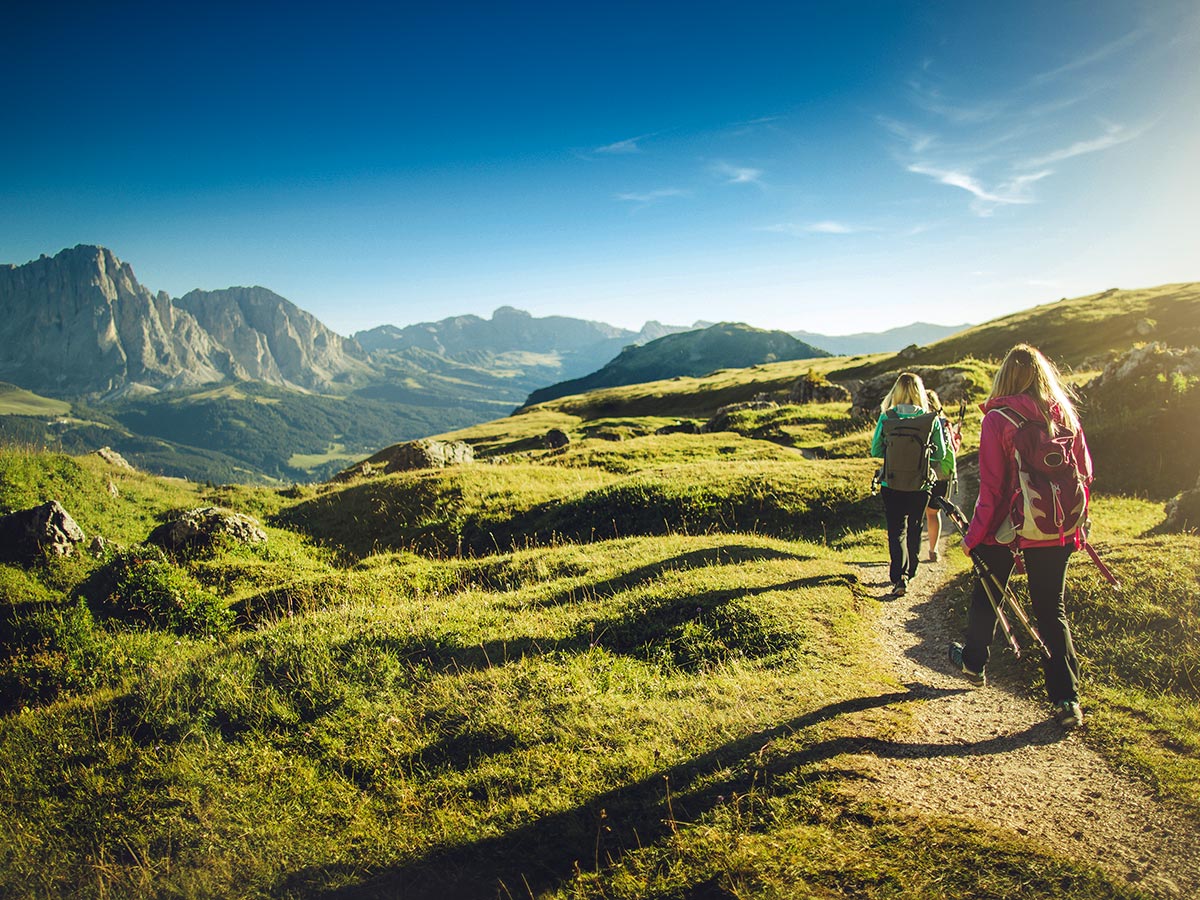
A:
933 495 1120 661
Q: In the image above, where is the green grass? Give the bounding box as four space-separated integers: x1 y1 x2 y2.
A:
0 527 1151 899
0 382 72 417
0 372 1192 898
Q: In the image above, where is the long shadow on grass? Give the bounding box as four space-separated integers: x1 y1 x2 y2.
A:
360 573 858 680
520 544 816 609
281 682 1074 900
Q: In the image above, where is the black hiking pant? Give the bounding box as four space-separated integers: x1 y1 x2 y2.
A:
881 486 929 585
961 544 1081 704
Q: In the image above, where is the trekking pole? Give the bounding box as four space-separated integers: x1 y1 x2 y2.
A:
1079 525 1121 589
933 495 1051 660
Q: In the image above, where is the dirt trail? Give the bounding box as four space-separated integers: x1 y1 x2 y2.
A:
854 554 1198 899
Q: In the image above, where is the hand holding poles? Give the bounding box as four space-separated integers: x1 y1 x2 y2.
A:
933 495 1051 660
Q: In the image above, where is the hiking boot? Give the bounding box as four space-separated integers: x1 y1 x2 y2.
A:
891 579 907 598
948 642 986 687
1054 700 1084 728
928 549 939 562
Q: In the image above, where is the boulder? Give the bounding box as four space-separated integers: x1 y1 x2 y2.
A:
147 506 267 554
334 439 475 481
0 500 85 562
656 420 701 435
704 400 777 433
849 367 975 418
788 377 852 404
1164 474 1200 533
94 446 135 471
544 428 570 449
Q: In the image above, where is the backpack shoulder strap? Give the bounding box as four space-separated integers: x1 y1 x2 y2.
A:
990 406 1026 428
885 408 899 420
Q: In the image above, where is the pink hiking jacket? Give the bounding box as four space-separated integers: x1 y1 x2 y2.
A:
964 393 1094 551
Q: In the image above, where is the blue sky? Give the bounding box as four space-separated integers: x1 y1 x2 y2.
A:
3 1 1198 336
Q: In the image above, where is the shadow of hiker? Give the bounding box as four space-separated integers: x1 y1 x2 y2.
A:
283 683 1064 900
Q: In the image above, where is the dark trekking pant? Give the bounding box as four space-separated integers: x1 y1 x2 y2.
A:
881 486 929 585
961 544 1081 704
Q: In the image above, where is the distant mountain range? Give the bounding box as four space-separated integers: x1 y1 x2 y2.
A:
792 322 970 356
0 245 974 482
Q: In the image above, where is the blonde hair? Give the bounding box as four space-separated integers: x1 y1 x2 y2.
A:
988 344 1081 434
926 389 942 414
881 372 929 413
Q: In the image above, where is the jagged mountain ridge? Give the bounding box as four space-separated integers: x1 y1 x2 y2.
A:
0 246 234 395
0 246 367 397
176 286 372 391
355 306 705 386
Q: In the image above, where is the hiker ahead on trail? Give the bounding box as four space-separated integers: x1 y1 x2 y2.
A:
949 344 1094 729
871 372 947 598
924 389 960 563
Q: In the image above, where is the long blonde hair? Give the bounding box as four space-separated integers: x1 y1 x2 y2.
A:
989 344 1081 434
880 372 928 413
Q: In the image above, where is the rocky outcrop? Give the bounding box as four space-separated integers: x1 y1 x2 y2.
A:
94 446 135 471
146 507 267 554
334 439 475 480
0 500 85 562
0 246 235 394
789 376 852 404
544 428 570 449
704 400 778 433
0 246 369 398
176 287 370 390
656 421 701 435
848 367 975 418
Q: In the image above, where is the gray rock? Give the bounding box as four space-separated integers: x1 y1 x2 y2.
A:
0 500 86 562
788 377 852 404
95 446 135 471
146 506 267 554
334 439 475 481
544 428 570 449
656 420 701 435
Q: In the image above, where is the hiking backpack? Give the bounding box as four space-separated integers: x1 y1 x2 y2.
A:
880 410 939 492
992 407 1089 544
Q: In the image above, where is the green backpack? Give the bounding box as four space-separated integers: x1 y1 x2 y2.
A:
880 410 939 492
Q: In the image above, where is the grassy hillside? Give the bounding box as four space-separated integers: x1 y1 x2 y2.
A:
0 382 72 417
835 282 1200 377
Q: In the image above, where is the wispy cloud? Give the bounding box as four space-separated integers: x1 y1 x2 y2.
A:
806 220 855 234
906 163 1051 215
877 116 936 154
712 161 764 185
762 221 859 236
1028 28 1146 87
906 78 1006 124
615 188 689 207
594 134 654 155
1019 121 1145 167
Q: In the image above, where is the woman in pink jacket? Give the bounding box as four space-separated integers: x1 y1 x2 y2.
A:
949 344 1093 728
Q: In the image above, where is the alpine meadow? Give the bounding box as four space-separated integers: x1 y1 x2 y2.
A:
5 2 1200 897
2 282 1199 899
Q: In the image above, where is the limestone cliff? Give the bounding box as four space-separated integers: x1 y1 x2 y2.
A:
0 246 367 397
